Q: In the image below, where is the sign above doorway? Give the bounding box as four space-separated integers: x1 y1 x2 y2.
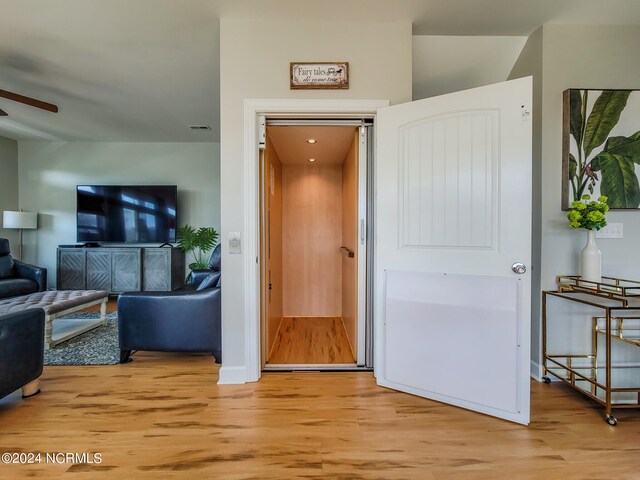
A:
290 62 349 90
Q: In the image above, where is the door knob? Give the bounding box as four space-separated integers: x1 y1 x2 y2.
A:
511 262 526 274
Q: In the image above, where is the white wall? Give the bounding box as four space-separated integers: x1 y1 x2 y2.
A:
219 19 412 382
18 141 220 287
0 136 19 249
413 35 527 100
508 27 544 377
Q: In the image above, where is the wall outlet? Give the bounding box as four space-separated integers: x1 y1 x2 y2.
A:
596 223 623 239
228 231 242 254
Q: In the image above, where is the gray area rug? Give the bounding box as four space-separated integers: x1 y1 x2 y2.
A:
44 312 119 366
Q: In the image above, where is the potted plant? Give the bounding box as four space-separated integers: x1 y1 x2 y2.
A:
176 225 219 272
567 194 609 283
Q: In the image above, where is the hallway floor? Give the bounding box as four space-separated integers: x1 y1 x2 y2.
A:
267 316 355 364
1 354 639 479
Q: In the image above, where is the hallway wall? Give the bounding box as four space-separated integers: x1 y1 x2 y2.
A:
282 164 342 316
219 18 412 380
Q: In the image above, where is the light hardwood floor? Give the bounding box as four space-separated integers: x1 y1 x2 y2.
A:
267 317 355 364
1 354 640 479
83 298 118 313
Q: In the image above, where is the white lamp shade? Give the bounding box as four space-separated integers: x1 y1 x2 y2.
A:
3 211 38 229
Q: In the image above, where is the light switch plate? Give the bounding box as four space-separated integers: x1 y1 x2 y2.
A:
596 223 623 239
229 231 241 254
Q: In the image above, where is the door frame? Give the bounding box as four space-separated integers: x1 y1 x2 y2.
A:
242 99 388 382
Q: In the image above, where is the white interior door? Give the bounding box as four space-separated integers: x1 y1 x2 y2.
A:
375 77 532 424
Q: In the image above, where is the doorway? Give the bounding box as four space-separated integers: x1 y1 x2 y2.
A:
241 83 532 424
260 120 372 370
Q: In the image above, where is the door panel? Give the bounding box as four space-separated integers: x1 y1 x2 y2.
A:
385 271 521 416
282 163 342 316
86 251 112 291
263 138 283 361
58 250 86 290
342 129 359 359
401 111 497 249
112 249 141 292
375 77 532 424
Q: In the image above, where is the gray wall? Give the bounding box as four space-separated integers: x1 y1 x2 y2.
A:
540 25 640 286
0 136 19 249
508 27 544 377
509 25 640 375
18 141 220 287
414 35 527 99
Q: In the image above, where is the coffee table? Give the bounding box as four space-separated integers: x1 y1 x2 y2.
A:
0 290 109 349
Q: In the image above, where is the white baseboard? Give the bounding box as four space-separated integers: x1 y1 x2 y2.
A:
217 366 247 385
530 360 543 382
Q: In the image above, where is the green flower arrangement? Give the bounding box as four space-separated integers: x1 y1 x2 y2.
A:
567 195 609 230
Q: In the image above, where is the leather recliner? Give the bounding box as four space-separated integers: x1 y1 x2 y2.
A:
187 242 221 288
0 308 45 400
0 238 47 299
117 244 222 364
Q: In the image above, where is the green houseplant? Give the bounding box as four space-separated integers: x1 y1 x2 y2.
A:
176 225 219 271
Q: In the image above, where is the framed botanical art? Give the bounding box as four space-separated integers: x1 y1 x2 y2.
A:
562 89 640 210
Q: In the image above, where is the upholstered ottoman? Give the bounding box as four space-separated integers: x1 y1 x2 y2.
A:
0 290 109 349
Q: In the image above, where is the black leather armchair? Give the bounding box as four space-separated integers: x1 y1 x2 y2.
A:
0 308 45 400
0 238 47 299
187 243 221 288
117 244 222 364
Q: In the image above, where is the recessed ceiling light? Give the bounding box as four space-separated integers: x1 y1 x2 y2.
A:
308 158 316 162
306 138 317 144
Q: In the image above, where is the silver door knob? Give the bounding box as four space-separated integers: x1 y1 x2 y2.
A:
512 262 527 274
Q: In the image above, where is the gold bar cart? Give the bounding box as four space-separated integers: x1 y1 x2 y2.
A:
542 276 640 426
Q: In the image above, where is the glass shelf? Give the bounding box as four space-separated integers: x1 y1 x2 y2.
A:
543 276 640 424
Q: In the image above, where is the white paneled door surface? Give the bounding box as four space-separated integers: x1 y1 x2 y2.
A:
375 77 532 424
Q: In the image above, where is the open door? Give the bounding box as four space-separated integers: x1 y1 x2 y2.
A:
375 77 532 424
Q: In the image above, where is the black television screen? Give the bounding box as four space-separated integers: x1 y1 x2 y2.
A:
77 185 177 243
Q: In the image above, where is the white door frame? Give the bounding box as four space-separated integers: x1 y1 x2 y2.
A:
242 99 389 382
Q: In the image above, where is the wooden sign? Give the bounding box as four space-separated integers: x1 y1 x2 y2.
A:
290 62 349 89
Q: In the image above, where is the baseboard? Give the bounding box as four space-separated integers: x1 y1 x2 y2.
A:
217 365 247 385
530 360 543 382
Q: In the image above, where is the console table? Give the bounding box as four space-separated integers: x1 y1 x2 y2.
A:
542 275 640 425
57 247 185 293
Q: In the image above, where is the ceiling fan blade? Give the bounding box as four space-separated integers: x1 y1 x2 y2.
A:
0 89 58 113
0 108 7 116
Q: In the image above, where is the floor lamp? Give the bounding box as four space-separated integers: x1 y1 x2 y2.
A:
2 210 38 260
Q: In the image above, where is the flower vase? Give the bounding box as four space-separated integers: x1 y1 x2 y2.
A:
581 229 601 283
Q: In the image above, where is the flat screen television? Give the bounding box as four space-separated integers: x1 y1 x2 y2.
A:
77 185 177 243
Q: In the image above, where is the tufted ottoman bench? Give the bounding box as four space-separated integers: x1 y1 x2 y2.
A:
0 290 109 349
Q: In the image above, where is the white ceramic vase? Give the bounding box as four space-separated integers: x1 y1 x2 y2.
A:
581 229 601 283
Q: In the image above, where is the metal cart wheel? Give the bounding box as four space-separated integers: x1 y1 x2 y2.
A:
606 415 618 426
542 376 551 384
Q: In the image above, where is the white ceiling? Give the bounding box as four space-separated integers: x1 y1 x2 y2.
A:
1 0 639 142
268 126 357 165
